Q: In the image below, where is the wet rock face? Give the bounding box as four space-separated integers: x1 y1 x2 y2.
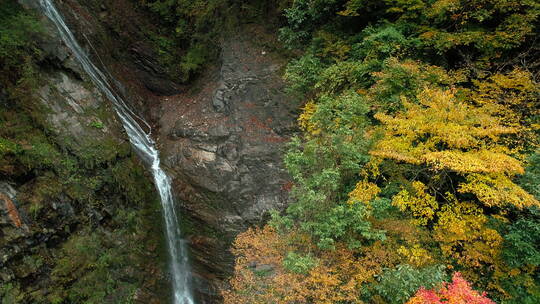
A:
18 0 296 300
1 5 166 302
23 0 182 97
158 36 298 300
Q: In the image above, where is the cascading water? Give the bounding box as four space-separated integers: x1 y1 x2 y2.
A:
38 1 195 303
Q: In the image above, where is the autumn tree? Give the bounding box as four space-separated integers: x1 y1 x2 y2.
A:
407 272 495 304
225 0 540 302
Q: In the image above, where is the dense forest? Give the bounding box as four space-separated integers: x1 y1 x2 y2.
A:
219 0 540 303
1 0 539 303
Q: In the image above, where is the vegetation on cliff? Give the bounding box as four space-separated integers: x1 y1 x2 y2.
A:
1 2 164 303
224 0 540 303
134 0 287 82
2 0 540 303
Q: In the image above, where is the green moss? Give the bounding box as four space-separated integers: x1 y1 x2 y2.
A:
0 4 164 302
180 207 226 241
109 157 156 206
0 283 25 304
89 120 105 129
48 227 138 303
137 0 285 83
0 1 43 85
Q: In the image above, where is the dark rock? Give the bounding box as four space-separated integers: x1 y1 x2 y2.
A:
20 1 296 302
212 84 229 112
0 182 17 200
129 43 182 96
171 121 208 141
218 143 239 161
51 201 75 218
158 34 297 301
208 124 231 139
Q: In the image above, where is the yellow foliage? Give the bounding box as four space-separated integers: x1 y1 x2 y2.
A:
459 173 539 208
398 244 434 267
363 157 382 178
348 180 380 204
315 31 351 61
472 69 538 111
422 0 539 55
368 58 455 111
373 218 428 245
433 201 503 270
371 86 532 227
392 181 439 226
470 68 540 150
224 226 401 304
372 88 520 174
370 59 453 89
368 75 536 297
421 150 524 175
298 101 320 136
298 100 317 134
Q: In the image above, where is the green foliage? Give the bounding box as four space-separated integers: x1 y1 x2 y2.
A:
279 25 420 252
304 202 386 249
139 0 223 81
315 61 366 94
249 0 540 302
502 210 540 269
281 0 540 64
498 157 540 302
140 0 284 82
279 0 342 49
110 157 156 206
146 30 213 82
89 121 104 129
48 210 149 304
179 43 208 81
283 252 319 274
278 84 385 250
282 23 439 112
418 0 540 58
350 24 412 62
370 198 398 219
0 1 42 85
0 138 20 157
498 273 540 304
367 58 453 113
0 283 25 304
284 54 324 98
372 264 448 304
520 152 540 199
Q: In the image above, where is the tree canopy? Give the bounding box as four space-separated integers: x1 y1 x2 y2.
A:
224 0 540 303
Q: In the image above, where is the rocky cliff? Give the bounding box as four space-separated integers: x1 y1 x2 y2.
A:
1 1 167 302
158 34 297 299
2 0 295 303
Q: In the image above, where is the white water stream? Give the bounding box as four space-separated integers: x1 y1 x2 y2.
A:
38 1 195 303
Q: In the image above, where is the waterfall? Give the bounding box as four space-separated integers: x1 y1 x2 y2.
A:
37 1 195 303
